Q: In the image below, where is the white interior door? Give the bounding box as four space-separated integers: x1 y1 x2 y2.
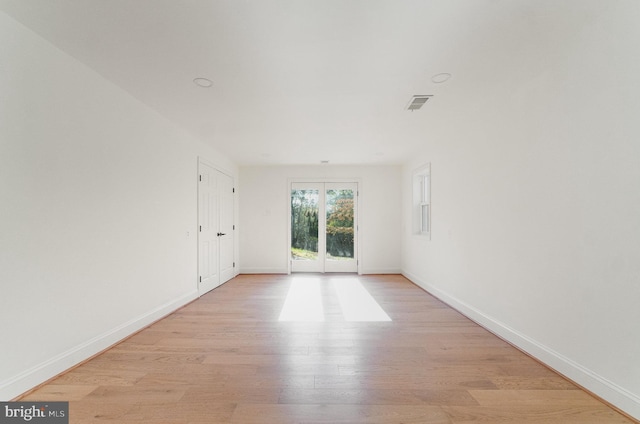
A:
290 182 358 273
218 172 235 283
198 161 235 295
199 163 219 294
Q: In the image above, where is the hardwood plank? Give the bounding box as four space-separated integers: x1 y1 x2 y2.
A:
313 374 498 391
219 375 315 390
65 400 133 422
443 405 633 424
489 376 579 390
468 389 603 406
50 368 146 387
230 404 452 424
278 388 479 406
120 401 237 422
256 363 342 376
20 384 99 401
82 386 187 403
202 354 280 366
183 386 280 404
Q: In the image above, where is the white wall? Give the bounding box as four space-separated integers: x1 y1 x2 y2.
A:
239 165 401 274
0 12 237 399
401 2 640 419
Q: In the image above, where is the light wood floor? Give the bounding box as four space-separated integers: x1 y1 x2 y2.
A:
21 274 634 423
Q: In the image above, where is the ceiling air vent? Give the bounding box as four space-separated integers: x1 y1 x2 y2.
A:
407 95 433 111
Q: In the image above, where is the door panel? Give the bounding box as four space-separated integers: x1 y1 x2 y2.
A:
198 163 219 294
325 183 357 273
290 182 357 273
291 183 323 273
219 172 235 283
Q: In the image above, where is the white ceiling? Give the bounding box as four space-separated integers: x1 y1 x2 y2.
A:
0 0 591 165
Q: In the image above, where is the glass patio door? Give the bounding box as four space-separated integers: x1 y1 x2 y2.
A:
290 182 358 273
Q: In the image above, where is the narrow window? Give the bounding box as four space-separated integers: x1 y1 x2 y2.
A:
413 164 431 238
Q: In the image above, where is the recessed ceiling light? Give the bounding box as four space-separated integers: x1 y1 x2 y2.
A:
431 73 452 84
193 77 213 88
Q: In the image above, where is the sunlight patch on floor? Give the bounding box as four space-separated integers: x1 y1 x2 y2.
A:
278 277 325 322
331 278 391 322
278 276 391 322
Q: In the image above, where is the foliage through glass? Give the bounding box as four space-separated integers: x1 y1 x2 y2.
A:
325 189 354 259
291 189 319 260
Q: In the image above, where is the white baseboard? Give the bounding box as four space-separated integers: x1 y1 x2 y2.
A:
238 269 402 275
361 268 402 275
238 268 403 275
402 271 640 421
239 268 288 274
0 290 199 401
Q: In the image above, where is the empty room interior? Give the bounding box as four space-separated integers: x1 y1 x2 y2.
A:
1 1 639 423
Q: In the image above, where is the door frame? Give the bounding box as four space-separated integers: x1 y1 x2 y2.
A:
287 178 361 275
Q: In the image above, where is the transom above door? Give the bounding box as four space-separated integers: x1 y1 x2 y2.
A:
290 182 358 273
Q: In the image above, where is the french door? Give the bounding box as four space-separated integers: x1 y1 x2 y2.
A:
290 182 358 273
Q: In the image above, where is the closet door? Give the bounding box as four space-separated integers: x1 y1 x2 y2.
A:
198 161 235 295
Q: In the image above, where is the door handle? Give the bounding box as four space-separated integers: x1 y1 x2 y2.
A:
217 232 226 237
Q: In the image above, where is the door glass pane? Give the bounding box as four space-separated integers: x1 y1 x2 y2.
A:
325 189 354 260
291 189 319 260
421 204 429 233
